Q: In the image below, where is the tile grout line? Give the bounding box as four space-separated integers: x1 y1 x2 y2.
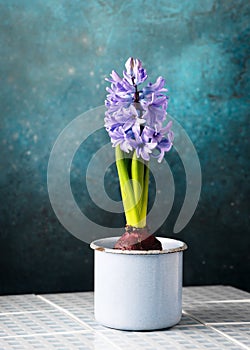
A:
175 324 205 328
206 322 250 326
36 295 122 350
182 310 205 325
0 330 89 340
182 311 250 327
208 325 250 350
0 310 59 316
183 299 250 304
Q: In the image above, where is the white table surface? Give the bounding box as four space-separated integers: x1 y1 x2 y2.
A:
0 286 249 349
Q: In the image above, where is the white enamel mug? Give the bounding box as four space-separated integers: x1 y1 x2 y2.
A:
91 237 187 330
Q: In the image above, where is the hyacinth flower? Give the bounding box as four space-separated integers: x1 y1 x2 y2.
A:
105 57 173 250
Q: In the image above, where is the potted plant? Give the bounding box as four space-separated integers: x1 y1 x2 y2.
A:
90 58 187 330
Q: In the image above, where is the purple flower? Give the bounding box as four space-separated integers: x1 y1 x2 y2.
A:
105 57 173 162
106 70 123 84
143 121 173 143
123 57 148 86
105 104 145 132
143 76 168 97
132 125 157 161
156 136 174 163
141 93 167 128
142 121 174 162
105 85 134 112
109 126 134 153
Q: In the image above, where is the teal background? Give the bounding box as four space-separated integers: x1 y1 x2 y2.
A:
0 1 249 294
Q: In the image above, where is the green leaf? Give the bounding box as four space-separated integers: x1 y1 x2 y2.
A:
140 162 149 227
115 146 140 226
131 151 145 228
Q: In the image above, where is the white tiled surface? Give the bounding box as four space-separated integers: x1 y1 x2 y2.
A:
0 286 249 349
182 285 250 305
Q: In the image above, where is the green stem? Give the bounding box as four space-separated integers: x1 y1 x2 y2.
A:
115 146 140 226
131 151 145 228
140 162 149 227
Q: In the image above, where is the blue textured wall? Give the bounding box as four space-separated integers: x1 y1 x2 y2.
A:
0 1 249 294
